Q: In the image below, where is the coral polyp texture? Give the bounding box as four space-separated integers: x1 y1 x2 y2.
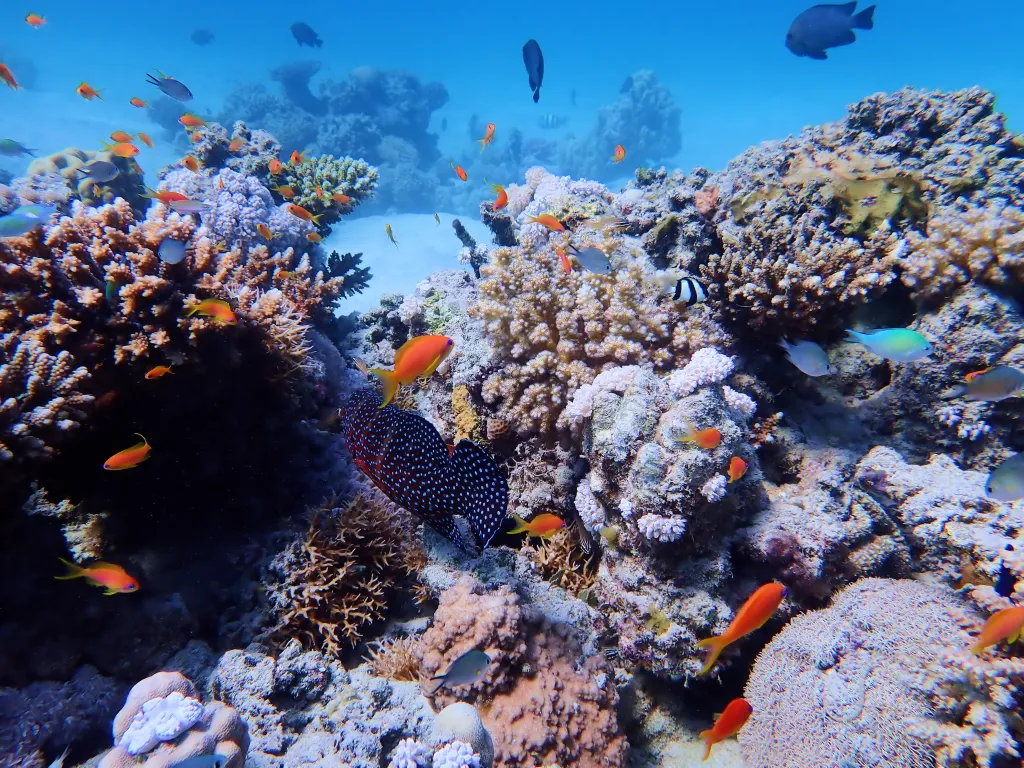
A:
273 153 379 235
265 495 427 656
739 578 980 768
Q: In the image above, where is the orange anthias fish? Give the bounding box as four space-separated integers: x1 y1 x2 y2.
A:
110 131 133 143
228 138 246 152
273 184 296 199
682 419 722 450
103 433 151 470
55 559 139 595
186 298 237 325
102 141 139 158
76 82 103 100
137 132 153 148
450 161 468 181
315 186 325 198
333 192 352 204
285 203 322 225
697 582 787 674
508 513 564 539
179 113 206 128
182 156 200 173
0 63 21 90
145 365 173 380
290 149 307 165
487 181 508 211
613 144 626 163
25 14 46 28
307 232 322 243
478 122 496 152
727 456 747 483
971 606 1024 656
269 159 284 174
556 247 572 275
699 698 752 761
368 334 455 407
190 131 203 144
527 213 564 232
141 187 188 204
257 223 275 240
386 223 399 247
130 97 148 108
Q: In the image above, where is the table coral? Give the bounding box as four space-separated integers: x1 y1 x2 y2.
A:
99 670 249 768
265 495 427 656
739 578 980 768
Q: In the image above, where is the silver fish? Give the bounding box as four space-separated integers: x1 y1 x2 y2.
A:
430 649 491 692
941 366 1024 403
780 339 835 377
568 245 612 274
168 199 210 214
78 160 120 182
158 238 188 264
986 453 1024 502
146 72 193 102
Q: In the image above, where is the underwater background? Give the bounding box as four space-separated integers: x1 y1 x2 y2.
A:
3 1 1024 767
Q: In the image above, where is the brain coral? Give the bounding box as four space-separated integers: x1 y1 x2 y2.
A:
739 578 980 768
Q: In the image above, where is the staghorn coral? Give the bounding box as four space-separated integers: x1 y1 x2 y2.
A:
99 670 248 768
273 154 379 235
739 578 980 768
418 575 626 768
265 495 426 656
367 637 424 683
902 198 1024 303
521 528 597 596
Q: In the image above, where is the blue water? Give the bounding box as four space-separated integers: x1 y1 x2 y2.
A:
2 0 1020 206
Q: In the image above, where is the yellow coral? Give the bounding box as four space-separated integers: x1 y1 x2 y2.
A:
452 384 480 442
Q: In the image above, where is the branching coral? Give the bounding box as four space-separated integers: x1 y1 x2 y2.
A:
273 154 379 235
265 495 426 656
522 528 596 596
903 198 1024 303
366 636 424 683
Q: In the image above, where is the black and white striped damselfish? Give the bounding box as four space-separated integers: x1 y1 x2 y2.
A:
340 388 508 549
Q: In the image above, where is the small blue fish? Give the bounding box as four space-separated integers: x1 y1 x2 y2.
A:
780 339 835 377
986 454 1024 502
845 328 933 363
158 238 188 265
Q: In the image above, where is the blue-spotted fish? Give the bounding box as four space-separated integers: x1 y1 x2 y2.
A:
340 388 508 549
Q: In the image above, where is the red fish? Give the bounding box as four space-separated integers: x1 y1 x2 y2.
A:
367 334 454 407
556 247 572 274
333 192 352 204
55 559 140 594
613 144 626 163
682 419 721 450
697 582 786 674
186 298 237 324
508 513 564 538
137 132 154 149
130 97 148 108
0 63 20 90
110 131 133 143
25 13 46 28
229 138 246 152
527 213 564 231
141 187 188 205
269 159 284 175
450 161 468 181
178 113 206 128
699 698 752 761
102 141 139 158
182 156 200 173
285 203 322 225
76 82 103 100
478 122 496 152
103 433 151 470
290 149 308 165
487 181 508 211
971 606 1024 656
341 388 508 549
145 365 173 380
727 456 747 483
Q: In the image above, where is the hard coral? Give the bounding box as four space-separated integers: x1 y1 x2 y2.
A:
274 154 379 235
265 495 425 656
25 147 145 213
99 670 248 768
739 578 978 768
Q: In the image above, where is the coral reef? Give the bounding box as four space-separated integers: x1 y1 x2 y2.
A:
25 147 146 213
739 578 981 768
99 670 249 768
265 495 427 656
272 153 379 235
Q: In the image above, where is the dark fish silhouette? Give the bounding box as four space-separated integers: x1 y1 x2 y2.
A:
340 388 508 549
786 2 875 60
190 29 215 46
291 22 323 48
522 39 543 103
145 72 193 102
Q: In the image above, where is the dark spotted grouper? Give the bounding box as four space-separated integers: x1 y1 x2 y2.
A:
340 388 508 549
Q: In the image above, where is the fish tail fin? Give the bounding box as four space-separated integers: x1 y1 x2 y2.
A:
54 557 84 580
851 4 875 30
507 513 530 535
695 635 728 675
369 368 399 407
970 640 986 656
698 731 713 761
533 88 540 103
311 213 323 226
451 439 509 547
845 329 865 343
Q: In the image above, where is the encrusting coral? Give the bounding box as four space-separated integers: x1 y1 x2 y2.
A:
265 495 427 656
